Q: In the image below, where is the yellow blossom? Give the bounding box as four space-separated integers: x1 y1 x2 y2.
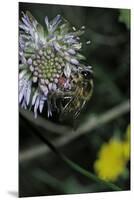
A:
122 125 130 160
122 141 130 160
94 137 130 182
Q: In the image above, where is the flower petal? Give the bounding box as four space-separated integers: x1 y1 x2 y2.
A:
67 49 76 55
34 96 40 118
45 16 49 29
39 96 46 113
32 90 38 106
70 58 79 65
64 64 71 78
26 81 31 105
19 84 26 103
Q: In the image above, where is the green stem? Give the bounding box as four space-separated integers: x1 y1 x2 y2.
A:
21 114 122 192
61 155 122 191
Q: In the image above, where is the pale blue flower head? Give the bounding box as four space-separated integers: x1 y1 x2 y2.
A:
19 11 92 118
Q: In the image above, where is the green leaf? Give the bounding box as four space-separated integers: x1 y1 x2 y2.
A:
119 9 130 29
62 156 122 191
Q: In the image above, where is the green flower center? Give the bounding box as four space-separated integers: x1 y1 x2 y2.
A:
29 46 66 90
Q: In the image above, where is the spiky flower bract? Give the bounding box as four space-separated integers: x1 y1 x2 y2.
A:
19 11 92 118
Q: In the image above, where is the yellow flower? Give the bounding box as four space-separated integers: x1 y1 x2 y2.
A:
94 138 129 182
122 125 130 160
122 141 130 161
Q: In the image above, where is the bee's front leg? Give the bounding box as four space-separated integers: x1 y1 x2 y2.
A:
52 95 59 111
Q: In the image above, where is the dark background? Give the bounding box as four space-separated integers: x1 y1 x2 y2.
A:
19 2 130 197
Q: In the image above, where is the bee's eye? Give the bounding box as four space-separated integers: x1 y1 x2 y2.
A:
81 70 93 79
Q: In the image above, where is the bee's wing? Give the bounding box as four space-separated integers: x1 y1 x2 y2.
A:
73 99 87 119
74 80 93 119
59 97 74 121
59 96 86 121
60 80 93 121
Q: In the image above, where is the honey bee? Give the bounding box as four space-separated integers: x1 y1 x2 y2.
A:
59 69 93 121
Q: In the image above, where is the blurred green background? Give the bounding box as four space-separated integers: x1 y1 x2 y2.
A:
19 2 130 197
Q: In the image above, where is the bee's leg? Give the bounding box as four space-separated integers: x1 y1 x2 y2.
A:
58 92 66 113
53 98 57 109
53 95 59 111
58 100 64 114
55 94 65 114
51 91 62 112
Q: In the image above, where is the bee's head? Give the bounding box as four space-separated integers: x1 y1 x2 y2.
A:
81 69 93 80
